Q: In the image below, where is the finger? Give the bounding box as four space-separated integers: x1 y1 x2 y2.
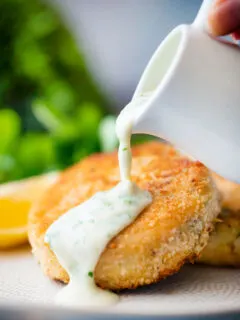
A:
232 28 240 40
208 0 240 36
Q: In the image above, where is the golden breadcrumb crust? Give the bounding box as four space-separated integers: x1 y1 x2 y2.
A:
173 152 240 267
28 142 220 290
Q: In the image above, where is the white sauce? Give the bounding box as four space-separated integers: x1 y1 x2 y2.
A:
116 93 153 181
45 93 153 308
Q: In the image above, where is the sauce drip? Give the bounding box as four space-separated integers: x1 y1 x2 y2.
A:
117 93 153 181
45 93 153 307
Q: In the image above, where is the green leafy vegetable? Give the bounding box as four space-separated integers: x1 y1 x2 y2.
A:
0 0 107 183
0 0 155 184
0 109 21 153
17 133 56 176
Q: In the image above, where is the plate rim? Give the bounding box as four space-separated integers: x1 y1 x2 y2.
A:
1 300 240 319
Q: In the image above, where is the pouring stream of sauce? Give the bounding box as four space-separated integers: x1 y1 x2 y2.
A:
45 93 153 307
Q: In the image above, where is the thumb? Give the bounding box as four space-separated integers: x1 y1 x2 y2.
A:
208 0 240 36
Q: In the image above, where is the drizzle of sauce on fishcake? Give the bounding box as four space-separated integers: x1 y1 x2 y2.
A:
45 93 153 307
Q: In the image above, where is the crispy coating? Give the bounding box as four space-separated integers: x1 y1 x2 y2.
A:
28 141 220 290
138 146 240 268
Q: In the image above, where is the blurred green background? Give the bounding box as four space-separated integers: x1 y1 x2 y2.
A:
0 0 115 183
0 0 154 184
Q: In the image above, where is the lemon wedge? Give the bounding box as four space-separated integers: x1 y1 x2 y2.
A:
0 172 58 249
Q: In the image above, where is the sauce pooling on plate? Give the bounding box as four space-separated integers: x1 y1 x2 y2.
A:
45 94 153 307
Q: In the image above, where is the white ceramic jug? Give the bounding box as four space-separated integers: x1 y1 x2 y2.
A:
130 0 240 182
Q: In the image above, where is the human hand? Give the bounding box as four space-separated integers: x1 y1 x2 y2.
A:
208 0 240 39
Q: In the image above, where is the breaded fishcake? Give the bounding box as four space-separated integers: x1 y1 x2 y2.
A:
196 171 240 267
198 209 240 267
197 172 240 267
139 143 240 268
28 142 220 290
212 173 240 212
135 143 240 267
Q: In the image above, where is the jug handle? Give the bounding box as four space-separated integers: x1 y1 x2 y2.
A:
193 0 213 31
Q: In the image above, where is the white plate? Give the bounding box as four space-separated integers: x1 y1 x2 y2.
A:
1 246 240 319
